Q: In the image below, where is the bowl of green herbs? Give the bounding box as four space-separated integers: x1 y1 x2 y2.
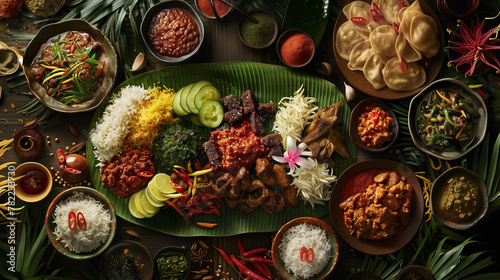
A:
154 246 191 280
23 19 118 113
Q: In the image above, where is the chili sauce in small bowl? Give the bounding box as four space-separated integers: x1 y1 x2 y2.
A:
14 162 53 203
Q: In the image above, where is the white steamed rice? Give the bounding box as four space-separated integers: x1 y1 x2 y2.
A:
53 192 112 253
278 222 332 279
90 85 149 163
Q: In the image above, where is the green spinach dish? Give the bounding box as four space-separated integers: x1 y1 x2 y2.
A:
416 89 478 151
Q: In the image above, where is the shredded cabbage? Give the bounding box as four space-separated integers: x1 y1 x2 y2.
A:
291 158 337 208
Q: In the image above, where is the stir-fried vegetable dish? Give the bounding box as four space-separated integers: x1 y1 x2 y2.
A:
416 89 478 151
30 31 106 104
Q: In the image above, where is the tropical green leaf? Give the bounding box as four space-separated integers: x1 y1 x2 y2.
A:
87 62 356 236
245 0 329 45
461 273 500 280
451 257 497 279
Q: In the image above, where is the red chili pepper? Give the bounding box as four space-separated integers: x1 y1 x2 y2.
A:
80 55 89 61
98 61 105 77
165 200 184 217
392 22 399 34
250 261 272 280
351 17 367 24
398 0 407 8
68 211 76 230
77 212 86 230
137 171 154 178
62 63 78 76
242 257 273 263
371 2 385 21
194 159 202 170
202 209 214 214
400 58 408 72
306 248 314 263
421 56 432 69
210 205 220 216
213 245 233 266
237 235 246 257
231 255 268 280
370 9 381 22
70 42 76 54
300 246 308 261
177 170 193 188
64 167 82 174
477 89 486 97
56 149 66 164
241 248 269 258
39 67 45 79
56 85 76 92
170 182 186 193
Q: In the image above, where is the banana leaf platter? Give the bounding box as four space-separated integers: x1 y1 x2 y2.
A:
87 62 357 236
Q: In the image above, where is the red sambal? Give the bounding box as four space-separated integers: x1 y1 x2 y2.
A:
19 169 48 195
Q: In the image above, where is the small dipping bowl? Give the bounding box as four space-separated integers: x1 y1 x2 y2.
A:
349 98 399 153
430 166 488 230
272 217 339 280
277 29 315 68
0 48 21 76
194 0 232 20
14 162 53 203
239 9 278 49
24 0 65 17
396 265 434 280
100 240 154 280
154 246 191 280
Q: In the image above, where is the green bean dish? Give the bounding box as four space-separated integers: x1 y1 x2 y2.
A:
416 89 478 151
30 31 106 104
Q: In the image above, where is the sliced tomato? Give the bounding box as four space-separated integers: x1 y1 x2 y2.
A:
68 211 76 230
77 212 86 230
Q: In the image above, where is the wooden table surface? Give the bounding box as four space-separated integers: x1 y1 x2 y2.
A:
1 0 499 279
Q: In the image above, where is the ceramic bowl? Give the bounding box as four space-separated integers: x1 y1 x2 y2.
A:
408 78 488 160
430 166 488 230
329 159 424 255
45 186 117 260
14 162 53 203
349 98 399 153
396 265 434 280
100 240 154 280
271 217 339 280
141 0 204 63
154 246 191 280
276 29 315 68
22 19 118 113
239 9 278 49
194 0 232 20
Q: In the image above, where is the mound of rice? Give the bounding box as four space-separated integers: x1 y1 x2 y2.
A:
278 222 332 279
52 192 112 253
90 85 149 163
123 86 180 149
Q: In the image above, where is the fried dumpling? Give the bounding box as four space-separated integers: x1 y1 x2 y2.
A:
364 53 386 89
382 57 426 91
370 25 397 58
348 41 373 71
344 1 374 39
336 21 364 60
367 20 391 33
408 13 440 57
378 0 407 25
396 30 421 62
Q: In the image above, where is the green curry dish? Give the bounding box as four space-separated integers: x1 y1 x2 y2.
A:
152 124 206 174
156 251 188 280
416 89 478 151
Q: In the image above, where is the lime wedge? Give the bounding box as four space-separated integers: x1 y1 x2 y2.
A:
152 173 176 195
129 193 145 219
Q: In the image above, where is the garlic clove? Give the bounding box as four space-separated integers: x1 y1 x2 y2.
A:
131 52 147 72
314 62 333 76
344 82 356 101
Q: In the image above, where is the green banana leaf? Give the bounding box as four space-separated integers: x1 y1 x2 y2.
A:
86 62 356 236
245 0 330 46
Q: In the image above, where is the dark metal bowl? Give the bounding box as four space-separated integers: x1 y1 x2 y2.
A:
23 19 118 113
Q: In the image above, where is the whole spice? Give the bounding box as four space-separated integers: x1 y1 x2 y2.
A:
240 11 276 48
196 0 230 18
67 123 79 137
126 229 141 239
279 32 314 66
24 118 39 129
231 255 268 280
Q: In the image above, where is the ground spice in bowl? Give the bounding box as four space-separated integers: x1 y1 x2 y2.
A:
239 10 278 49
195 0 231 19
25 0 65 17
277 29 315 67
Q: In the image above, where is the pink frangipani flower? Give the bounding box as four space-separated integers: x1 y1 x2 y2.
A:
273 136 312 174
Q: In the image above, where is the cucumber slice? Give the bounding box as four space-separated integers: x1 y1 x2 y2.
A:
180 83 194 113
195 85 221 110
198 99 224 128
187 80 212 114
188 114 204 127
172 87 189 116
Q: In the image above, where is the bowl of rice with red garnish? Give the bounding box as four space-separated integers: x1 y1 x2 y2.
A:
45 186 116 260
272 217 339 280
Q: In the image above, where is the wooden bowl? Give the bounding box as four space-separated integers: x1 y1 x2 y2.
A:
329 160 424 255
100 240 154 280
271 217 339 280
349 98 399 153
